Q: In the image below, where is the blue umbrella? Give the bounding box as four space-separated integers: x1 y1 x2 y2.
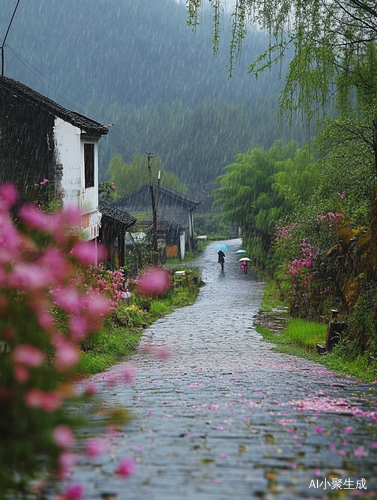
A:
235 249 247 254
214 243 231 251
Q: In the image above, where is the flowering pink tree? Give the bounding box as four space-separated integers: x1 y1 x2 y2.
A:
0 183 135 499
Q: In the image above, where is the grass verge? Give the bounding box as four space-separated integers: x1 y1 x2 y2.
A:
75 266 201 378
257 278 377 382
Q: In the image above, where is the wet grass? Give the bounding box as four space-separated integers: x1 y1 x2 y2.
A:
283 319 327 349
257 278 377 382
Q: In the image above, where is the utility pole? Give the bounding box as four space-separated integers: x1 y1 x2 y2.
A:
147 152 158 265
1 0 21 76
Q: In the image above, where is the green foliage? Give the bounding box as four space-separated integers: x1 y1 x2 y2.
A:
113 304 147 328
29 179 64 213
99 181 117 201
108 154 185 199
187 1 377 120
75 325 143 377
214 140 320 264
194 210 236 240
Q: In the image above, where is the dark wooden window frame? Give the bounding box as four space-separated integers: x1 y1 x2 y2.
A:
84 143 95 188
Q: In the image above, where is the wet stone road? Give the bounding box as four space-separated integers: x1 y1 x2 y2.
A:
67 239 377 500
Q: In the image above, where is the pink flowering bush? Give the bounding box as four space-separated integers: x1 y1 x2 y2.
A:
273 211 346 318
0 183 134 498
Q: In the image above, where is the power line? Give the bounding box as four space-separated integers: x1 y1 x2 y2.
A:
1 0 21 76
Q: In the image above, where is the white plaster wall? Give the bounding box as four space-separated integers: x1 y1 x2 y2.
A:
54 117 100 240
54 118 82 209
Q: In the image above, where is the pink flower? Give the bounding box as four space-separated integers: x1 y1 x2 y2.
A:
18 203 54 232
11 262 52 290
137 267 171 296
70 241 98 267
11 344 44 367
14 364 30 383
25 389 62 412
86 437 110 457
63 484 84 500
53 289 81 316
86 294 111 317
24 388 44 407
344 426 353 434
53 335 79 372
315 427 322 434
115 457 136 478
0 182 18 209
53 425 75 448
69 316 88 341
58 452 77 479
39 247 70 281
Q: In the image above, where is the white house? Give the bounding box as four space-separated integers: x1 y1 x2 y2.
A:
0 76 109 240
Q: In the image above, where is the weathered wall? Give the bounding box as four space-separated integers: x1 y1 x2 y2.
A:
0 87 56 200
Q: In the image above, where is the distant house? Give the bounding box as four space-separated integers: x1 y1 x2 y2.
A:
113 184 201 259
0 76 109 240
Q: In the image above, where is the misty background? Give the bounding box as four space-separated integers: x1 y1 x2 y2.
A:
0 0 307 201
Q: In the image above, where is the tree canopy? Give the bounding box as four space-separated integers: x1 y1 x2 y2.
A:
213 140 320 253
187 1 377 116
108 154 185 199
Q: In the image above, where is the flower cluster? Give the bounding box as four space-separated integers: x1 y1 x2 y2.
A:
0 183 134 499
288 239 318 276
31 178 65 213
83 264 126 311
99 182 117 201
316 212 343 226
273 223 296 243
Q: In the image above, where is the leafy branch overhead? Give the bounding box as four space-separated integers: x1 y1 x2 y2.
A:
187 1 377 116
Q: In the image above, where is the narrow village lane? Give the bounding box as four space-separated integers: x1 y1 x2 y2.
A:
68 239 377 500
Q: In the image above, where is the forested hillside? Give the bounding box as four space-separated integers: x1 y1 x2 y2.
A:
0 0 304 196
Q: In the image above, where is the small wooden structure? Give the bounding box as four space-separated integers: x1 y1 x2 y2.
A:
326 309 348 351
98 201 136 268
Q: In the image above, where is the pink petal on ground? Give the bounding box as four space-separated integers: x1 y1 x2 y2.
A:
120 364 136 384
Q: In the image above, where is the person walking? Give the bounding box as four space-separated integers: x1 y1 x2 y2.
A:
218 250 225 271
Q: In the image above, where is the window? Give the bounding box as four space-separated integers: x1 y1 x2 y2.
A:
84 143 95 188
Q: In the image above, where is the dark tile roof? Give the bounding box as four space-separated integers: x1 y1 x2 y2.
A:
99 201 136 228
155 184 201 208
114 184 201 210
0 76 109 136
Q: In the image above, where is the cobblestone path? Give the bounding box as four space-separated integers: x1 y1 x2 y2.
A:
67 239 377 500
